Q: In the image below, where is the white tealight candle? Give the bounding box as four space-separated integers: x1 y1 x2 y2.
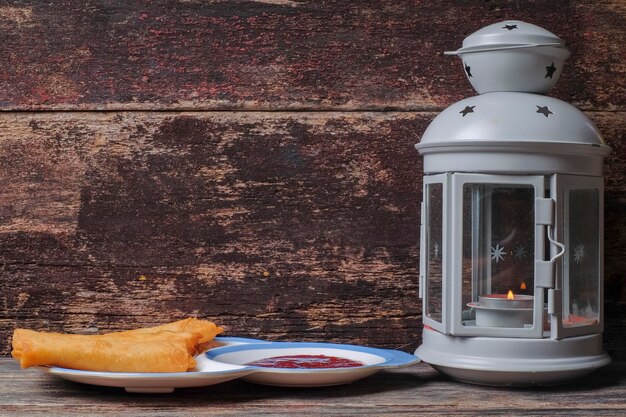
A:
468 291 534 328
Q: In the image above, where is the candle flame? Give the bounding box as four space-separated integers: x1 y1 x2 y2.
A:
507 290 515 301
520 281 527 290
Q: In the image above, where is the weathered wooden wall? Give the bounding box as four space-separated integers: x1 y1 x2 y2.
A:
1 0 624 359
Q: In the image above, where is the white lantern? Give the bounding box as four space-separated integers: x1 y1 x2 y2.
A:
415 20 611 386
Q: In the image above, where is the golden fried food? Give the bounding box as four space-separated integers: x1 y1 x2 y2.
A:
11 318 224 373
115 318 224 344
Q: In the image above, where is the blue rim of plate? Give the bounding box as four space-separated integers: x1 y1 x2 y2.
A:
205 341 420 373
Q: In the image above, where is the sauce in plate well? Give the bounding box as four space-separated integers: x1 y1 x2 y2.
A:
245 355 365 369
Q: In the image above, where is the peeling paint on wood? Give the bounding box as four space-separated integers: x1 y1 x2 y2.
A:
0 112 426 355
0 0 624 110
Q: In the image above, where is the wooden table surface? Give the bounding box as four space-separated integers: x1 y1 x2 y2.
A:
1 358 624 416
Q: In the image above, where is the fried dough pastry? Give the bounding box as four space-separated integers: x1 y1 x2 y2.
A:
11 318 224 373
115 318 224 345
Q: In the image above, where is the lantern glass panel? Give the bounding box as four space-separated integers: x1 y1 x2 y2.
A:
563 188 600 328
426 183 443 323
461 184 535 327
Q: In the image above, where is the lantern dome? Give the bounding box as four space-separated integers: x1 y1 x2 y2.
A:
416 92 610 176
420 92 605 145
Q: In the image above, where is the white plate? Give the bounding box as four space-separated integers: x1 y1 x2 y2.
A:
37 336 267 393
35 338 420 392
205 342 420 387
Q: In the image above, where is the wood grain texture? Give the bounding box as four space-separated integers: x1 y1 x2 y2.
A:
0 0 624 111
0 359 625 416
0 112 425 354
1 111 625 360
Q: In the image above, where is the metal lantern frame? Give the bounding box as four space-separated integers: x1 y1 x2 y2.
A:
419 172 605 339
414 20 611 386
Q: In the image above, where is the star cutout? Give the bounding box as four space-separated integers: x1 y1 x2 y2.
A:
503 24 518 30
536 105 553 118
545 62 557 78
464 63 473 77
460 105 475 117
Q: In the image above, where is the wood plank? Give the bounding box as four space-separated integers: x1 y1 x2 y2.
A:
0 359 624 416
0 111 624 359
0 111 425 355
0 111 425 266
0 0 624 111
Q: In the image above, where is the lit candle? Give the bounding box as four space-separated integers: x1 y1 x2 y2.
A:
468 290 534 328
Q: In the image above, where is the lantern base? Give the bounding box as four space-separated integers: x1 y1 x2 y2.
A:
416 327 610 386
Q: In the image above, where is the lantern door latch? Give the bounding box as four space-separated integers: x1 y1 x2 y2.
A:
535 198 554 225
535 198 564 289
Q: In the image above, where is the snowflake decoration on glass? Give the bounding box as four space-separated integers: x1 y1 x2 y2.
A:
491 244 506 263
433 242 440 259
573 243 585 264
514 245 527 259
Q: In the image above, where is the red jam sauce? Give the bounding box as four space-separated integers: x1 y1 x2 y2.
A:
245 354 364 369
